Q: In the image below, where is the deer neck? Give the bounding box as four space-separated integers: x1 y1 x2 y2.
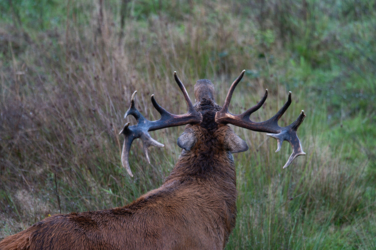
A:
164 141 237 187
163 141 238 240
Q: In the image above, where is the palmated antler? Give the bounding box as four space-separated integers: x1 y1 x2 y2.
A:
215 70 306 169
119 72 202 177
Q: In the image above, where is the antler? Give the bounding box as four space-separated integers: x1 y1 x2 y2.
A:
215 70 306 169
119 72 202 177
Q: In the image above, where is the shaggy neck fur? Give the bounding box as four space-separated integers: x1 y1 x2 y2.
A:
166 98 235 182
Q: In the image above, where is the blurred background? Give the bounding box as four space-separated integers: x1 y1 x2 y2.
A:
0 0 375 248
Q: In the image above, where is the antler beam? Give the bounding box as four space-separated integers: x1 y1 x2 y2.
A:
119 72 202 177
215 70 306 168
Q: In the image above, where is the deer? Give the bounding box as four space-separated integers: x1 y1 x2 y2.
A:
0 70 305 250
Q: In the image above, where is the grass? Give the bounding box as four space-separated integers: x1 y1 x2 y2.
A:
0 0 375 249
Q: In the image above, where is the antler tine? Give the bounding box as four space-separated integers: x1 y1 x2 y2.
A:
269 91 292 122
174 72 195 112
119 122 130 135
268 110 306 168
215 73 306 169
151 94 170 118
290 110 305 131
120 95 165 176
220 70 246 113
141 133 164 164
120 73 202 177
124 91 143 120
120 122 135 177
240 89 268 119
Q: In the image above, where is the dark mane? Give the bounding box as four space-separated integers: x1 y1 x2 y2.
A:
195 98 221 132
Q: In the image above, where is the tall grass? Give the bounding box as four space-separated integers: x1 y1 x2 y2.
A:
0 0 375 249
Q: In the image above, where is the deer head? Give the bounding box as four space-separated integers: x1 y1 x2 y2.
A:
119 70 306 177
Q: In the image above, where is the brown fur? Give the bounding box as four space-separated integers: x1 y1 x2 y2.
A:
0 91 240 250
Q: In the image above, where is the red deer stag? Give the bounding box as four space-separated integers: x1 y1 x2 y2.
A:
0 70 305 250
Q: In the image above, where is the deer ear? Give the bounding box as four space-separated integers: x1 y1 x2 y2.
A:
177 128 197 151
225 132 249 153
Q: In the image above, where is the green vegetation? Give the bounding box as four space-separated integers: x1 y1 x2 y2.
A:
0 0 375 248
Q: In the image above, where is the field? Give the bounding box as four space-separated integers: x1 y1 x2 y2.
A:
0 0 375 249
